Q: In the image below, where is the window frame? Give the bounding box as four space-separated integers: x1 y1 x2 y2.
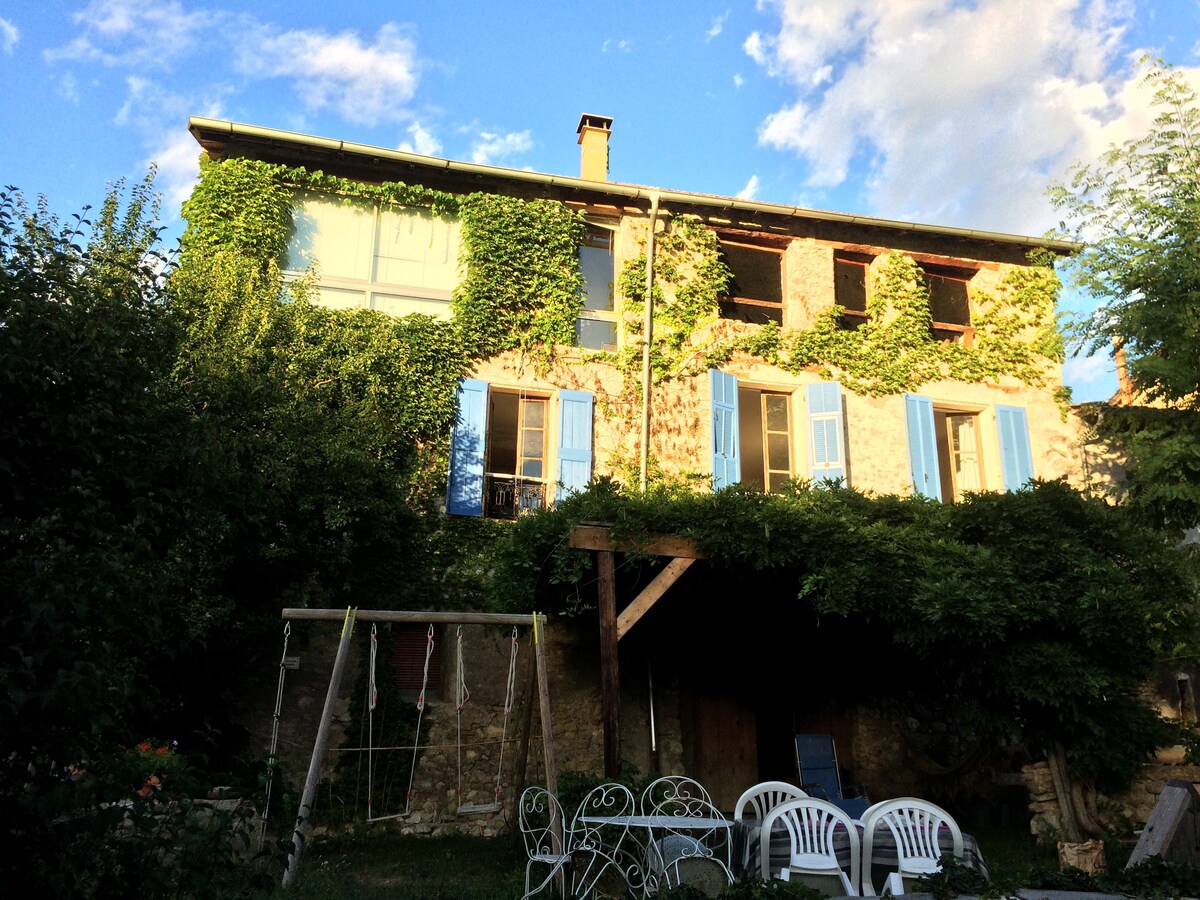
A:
285 191 462 319
577 223 619 351
717 237 786 325
834 251 873 330
923 264 977 346
736 385 795 493
484 389 551 519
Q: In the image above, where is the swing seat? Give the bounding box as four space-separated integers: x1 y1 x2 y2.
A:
457 800 503 816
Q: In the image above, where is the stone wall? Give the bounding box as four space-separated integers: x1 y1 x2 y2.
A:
1023 759 1200 840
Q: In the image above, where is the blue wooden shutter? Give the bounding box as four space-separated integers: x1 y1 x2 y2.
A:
904 393 941 500
710 369 740 490
446 378 488 516
995 405 1035 492
557 389 594 501
807 382 847 487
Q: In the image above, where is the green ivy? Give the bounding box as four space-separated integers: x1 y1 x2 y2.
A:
453 193 585 363
615 219 1064 405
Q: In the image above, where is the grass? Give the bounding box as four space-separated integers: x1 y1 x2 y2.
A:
271 822 1073 899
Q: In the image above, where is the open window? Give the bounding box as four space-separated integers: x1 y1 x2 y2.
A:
577 226 617 351
923 265 976 345
905 396 1033 502
446 381 594 518
718 239 785 325
738 387 793 493
834 253 872 330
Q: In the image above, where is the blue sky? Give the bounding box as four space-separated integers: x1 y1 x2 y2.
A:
3 0 1199 401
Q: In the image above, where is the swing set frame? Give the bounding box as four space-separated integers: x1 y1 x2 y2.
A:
278 608 559 891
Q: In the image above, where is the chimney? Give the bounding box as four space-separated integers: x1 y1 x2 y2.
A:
1113 336 1134 404
577 113 613 182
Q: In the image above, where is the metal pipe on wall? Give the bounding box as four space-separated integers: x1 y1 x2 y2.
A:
639 192 660 492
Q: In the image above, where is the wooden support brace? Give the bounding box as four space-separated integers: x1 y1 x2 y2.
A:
617 557 696 639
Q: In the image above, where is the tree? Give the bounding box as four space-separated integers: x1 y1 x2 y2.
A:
1053 57 1200 406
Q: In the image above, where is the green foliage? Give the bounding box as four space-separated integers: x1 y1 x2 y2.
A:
618 217 731 381
181 156 294 263
1053 58 1200 529
453 193 586 362
486 479 1199 788
1054 57 1200 408
741 253 1062 397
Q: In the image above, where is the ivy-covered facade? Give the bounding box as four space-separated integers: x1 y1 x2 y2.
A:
188 116 1085 519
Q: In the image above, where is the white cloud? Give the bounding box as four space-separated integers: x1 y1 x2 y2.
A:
733 73 745 88
398 121 442 156
45 0 209 68
744 0 1170 235
232 22 419 125
737 175 760 199
151 128 205 213
707 10 731 41
602 38 632 53
1062 352 1117 400
56 72 79 103
0 17 18 53
471 130 533 165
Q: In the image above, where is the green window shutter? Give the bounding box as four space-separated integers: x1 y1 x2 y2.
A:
904 393 941 501
446 378 488 516
995 405 1035 491
807 382 847 487
557 389 594 501
710 369 740 490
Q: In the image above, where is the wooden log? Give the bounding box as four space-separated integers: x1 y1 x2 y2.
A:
598 550 620 778
568 525 705 559
617 557 696 639
282 609 357 889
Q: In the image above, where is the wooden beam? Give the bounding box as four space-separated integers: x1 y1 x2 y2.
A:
617 557 697 640
597 550 620 778
283 608 542 626
568 525 705 559
283 609 357 889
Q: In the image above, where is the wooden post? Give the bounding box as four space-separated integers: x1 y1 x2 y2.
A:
598 549 620 778
532 611 562 882
509 651 538 852
282 608 357 889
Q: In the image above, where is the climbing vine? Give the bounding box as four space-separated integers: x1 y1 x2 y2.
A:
613 216 1064 406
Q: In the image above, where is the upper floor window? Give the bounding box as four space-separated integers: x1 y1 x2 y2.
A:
924 265 975 345
834 253 872 330
578 226 617 351
718 240 785 325
738 387 793 493
286 192 461 319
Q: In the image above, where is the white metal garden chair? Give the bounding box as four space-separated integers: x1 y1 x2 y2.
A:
567 782 636 899
859 797 963 896
644 793 735 894
639 775 713 815
761 797 861 896
733 780 808 821
520 786 569 899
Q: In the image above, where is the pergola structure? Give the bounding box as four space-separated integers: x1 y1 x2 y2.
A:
567 524 706 777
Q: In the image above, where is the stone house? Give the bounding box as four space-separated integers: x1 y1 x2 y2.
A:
187 114 1101 827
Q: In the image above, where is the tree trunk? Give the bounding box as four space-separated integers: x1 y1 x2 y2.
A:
1046 742 1085 842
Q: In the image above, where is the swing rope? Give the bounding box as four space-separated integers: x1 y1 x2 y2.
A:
260 621 290 850
492 626 520 805
403 624 435 817
455 625 469 808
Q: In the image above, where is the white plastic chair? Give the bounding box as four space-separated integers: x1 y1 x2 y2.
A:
519 786 568 899
859 797 963 896
761 797 861 896
568 782 635 898
734 780 808 821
